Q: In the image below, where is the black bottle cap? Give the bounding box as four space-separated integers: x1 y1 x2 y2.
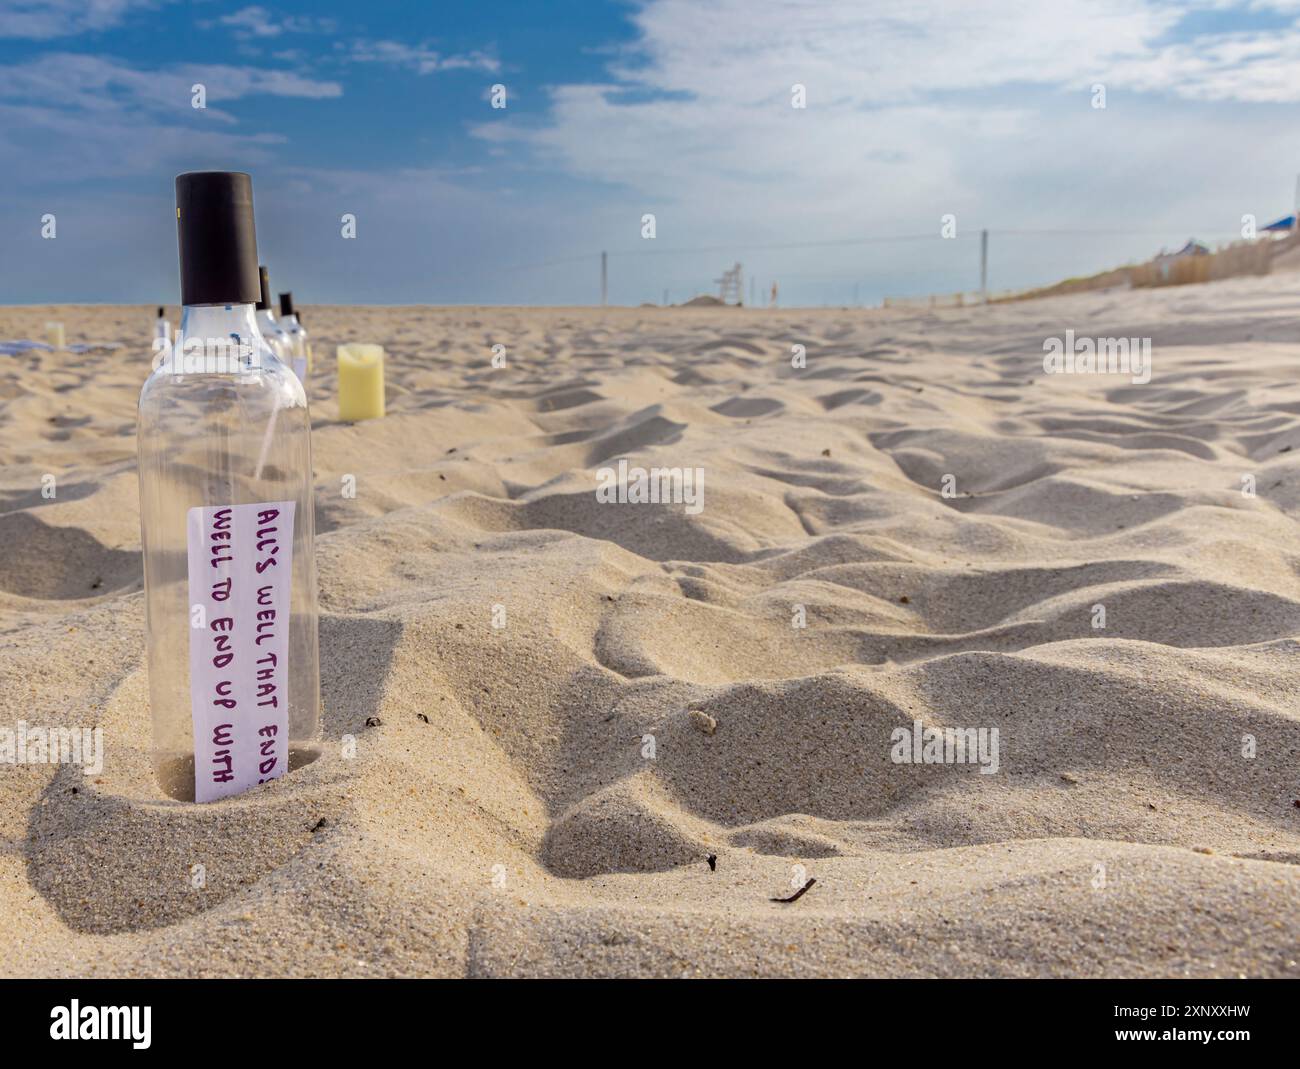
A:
175 172 260 306
257 265 273 310
279 292 295 317
156 306 164 317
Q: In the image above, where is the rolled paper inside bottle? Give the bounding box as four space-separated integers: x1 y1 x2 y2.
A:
45 321 65 349
337 344 385 421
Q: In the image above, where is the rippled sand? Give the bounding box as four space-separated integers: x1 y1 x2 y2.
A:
2 277 1299 976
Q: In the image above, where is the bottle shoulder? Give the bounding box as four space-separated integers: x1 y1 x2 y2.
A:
141 303 308 411
140 348 307 410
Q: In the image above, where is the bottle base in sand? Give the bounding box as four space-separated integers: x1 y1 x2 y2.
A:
153 745 323 802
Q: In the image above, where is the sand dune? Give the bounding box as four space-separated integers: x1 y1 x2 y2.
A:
2 275 1300 977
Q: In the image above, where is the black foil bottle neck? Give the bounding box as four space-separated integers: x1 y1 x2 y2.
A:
175 171 260 306
257 265 273 311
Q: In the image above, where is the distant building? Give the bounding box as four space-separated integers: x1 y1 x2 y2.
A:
1153 239 1210 282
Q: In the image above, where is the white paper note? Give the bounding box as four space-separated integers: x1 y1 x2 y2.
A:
186 500 295 802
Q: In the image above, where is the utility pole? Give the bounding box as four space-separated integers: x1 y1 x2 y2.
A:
979 228 989 302
601 251 608 306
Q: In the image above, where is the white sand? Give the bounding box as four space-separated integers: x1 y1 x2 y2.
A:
2 276 1300 977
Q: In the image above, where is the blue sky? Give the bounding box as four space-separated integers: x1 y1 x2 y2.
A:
6 0 1300 306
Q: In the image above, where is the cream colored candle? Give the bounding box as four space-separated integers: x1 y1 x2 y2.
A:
337 344 385 421
45 321 65 349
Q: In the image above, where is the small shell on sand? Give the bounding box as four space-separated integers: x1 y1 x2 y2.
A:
689 710 717 736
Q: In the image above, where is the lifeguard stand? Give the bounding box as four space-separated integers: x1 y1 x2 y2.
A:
714 262 743 305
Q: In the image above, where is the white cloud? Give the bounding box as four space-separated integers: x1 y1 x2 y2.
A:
618 0 1173 105
0 52 340 116
0 100 284 180
0 52 340 182
344 39 500 75
218 6 284 38
465 0 1300 301
481 0 1300 208
0 0 164 39
1117 27 1300 101
212 5 337 39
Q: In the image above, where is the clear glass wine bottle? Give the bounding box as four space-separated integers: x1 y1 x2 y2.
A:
138 172 320 802
255 265 295 368
278 292 311 383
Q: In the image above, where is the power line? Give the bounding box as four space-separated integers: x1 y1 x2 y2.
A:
453 222 1260 305
489 231 955 276
605 231 957 257
496 251 603 274
493 224 1243 274
994 227 1241 238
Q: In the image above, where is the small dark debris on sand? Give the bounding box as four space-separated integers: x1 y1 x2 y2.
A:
771 878 816 904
